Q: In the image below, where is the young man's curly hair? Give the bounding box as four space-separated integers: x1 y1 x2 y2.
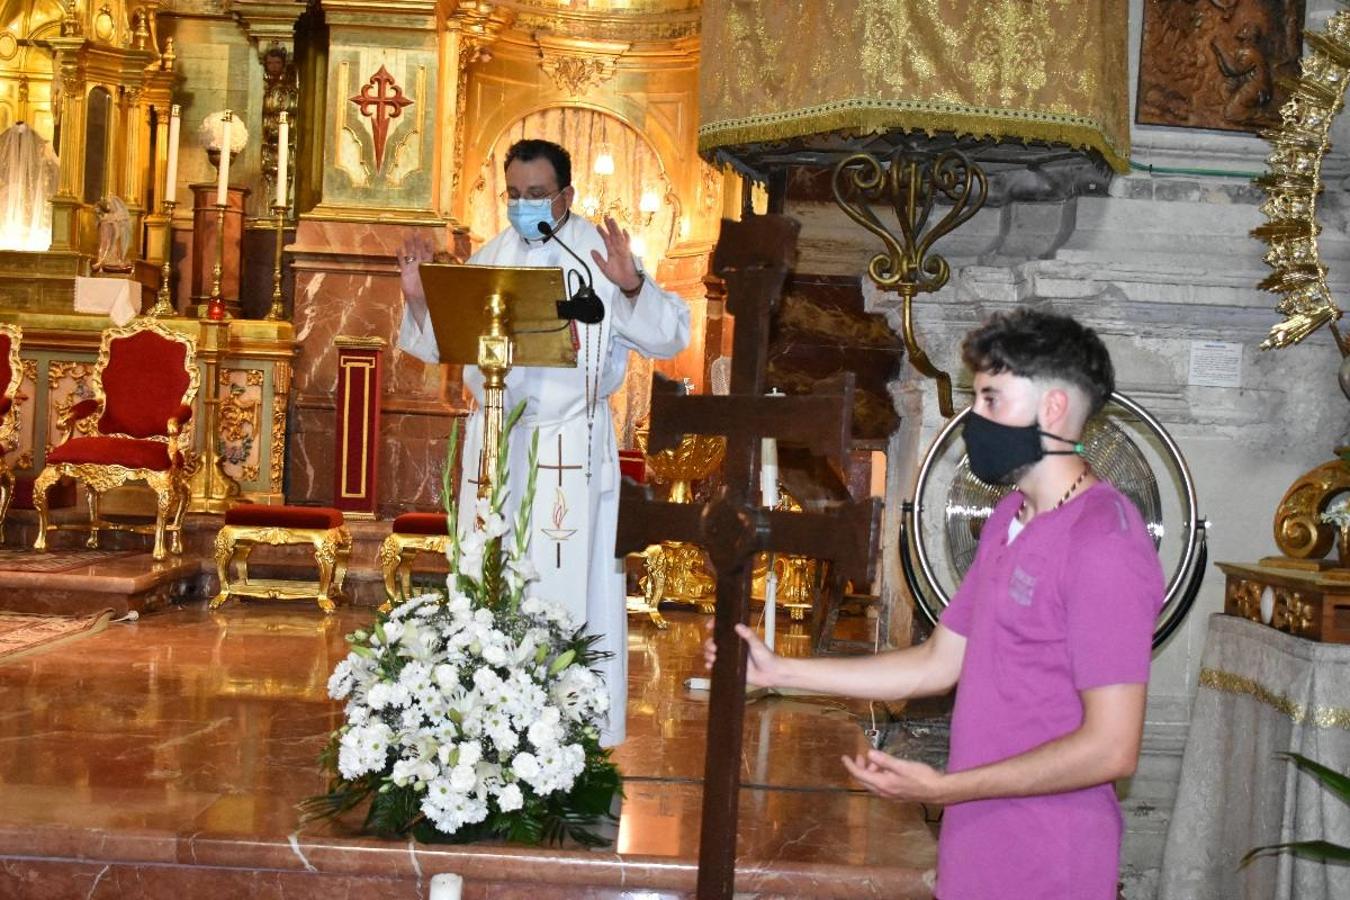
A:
961 308 1115 416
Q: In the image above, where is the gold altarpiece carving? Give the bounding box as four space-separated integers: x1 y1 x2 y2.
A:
0 0 175 299
1 1 720 518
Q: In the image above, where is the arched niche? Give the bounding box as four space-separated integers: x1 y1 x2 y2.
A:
467 106 679 272
82 86 112 205
463 90 686 230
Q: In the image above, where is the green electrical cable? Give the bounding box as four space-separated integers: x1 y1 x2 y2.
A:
1127 159 1261 180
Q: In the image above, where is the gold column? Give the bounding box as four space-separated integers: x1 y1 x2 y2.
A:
476 292 512 498
189 320 241 513
47 38 86 254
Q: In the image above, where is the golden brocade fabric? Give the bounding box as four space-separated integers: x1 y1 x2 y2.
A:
698 0 1130 172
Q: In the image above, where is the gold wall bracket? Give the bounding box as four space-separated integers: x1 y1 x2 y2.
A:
830 148 988 418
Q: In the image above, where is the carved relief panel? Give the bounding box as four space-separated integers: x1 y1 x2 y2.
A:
2 359 38 474
218 368 265 486
322 47 437 214
44 361 98 454
1138 0 1306 132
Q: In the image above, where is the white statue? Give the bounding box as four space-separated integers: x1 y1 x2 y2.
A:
0 122 59 252
94 196 132 272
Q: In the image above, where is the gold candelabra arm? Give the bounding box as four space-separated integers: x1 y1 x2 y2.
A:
149 199 178 318
205 203 229 321
267 205 286 321
830 149 988 418
476 292 513 499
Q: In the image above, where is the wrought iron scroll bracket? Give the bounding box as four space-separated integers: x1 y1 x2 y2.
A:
830 149 988 418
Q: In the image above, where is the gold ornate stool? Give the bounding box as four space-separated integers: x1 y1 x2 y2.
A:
378 511 451 612
637 432 725 614
211 504 351 613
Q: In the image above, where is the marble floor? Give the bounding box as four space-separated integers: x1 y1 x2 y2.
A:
0 595 938 898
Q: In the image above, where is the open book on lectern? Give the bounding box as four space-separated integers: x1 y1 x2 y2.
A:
418 263 578 369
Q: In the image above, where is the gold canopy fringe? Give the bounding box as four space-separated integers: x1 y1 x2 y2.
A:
698 100 1129 174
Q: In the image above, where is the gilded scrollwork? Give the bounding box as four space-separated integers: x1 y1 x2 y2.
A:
218 368 264 485
1272 458 1350 559
1252 10 1350 348
45 361 99 451
213 522 353 615
538 50 618 96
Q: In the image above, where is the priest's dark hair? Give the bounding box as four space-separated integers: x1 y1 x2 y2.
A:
961 307 1115 416
504 139 572 189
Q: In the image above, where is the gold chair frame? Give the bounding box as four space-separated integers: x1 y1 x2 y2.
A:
32 320 200 561
0 323 21 543
377 532 450 612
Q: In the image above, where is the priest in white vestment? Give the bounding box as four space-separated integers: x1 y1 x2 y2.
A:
398 139 691 747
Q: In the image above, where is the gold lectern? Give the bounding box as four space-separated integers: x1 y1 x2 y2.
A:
419 264 575 497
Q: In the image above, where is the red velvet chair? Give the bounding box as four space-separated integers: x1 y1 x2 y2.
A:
0 323 21 543
33 320 199 560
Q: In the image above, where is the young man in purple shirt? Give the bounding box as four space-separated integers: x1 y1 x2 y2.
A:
706 308 1164 899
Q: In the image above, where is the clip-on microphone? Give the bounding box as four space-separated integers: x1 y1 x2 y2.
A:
539 221 605 325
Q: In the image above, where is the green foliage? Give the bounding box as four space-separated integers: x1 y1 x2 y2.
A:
1241 753 1350 868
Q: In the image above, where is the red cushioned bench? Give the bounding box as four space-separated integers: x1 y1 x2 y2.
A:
210 504 352 614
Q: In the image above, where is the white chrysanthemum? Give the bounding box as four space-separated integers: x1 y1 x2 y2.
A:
480 641 509 667
337 722 394 780
449 763 477 792
528 719 559 749
511 751 540 781
457 741 483 768
496 782 524 812
367 681 411 711
327 658 355 700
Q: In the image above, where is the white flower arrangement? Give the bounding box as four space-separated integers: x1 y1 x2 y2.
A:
198 111 250 154
303 406 620 845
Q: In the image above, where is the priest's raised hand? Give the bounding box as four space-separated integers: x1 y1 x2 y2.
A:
397 233 438 329
590 215 645 298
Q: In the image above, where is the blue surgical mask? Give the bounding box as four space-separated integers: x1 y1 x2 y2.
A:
506 195 560 240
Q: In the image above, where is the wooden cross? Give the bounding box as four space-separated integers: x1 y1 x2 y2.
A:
615 215 881 900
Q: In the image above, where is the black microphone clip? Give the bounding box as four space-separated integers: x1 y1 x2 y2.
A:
539 221 605 325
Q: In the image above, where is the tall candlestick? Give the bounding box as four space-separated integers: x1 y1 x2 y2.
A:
215 111 232 207
275 112 289 209
150 199 177 318
164 104 181 204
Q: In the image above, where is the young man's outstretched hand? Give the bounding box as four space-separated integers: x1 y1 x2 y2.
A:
702 621 783 689
703 620 956 804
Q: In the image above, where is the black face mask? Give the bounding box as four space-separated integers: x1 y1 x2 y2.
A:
962 411 1083 486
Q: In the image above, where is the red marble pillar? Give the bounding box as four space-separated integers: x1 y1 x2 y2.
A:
188 184 250 317
287 219 471 513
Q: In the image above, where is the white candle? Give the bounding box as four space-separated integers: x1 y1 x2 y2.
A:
760 437 778 508
275 112 289 208
216 111 232 207
164 104 181 205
